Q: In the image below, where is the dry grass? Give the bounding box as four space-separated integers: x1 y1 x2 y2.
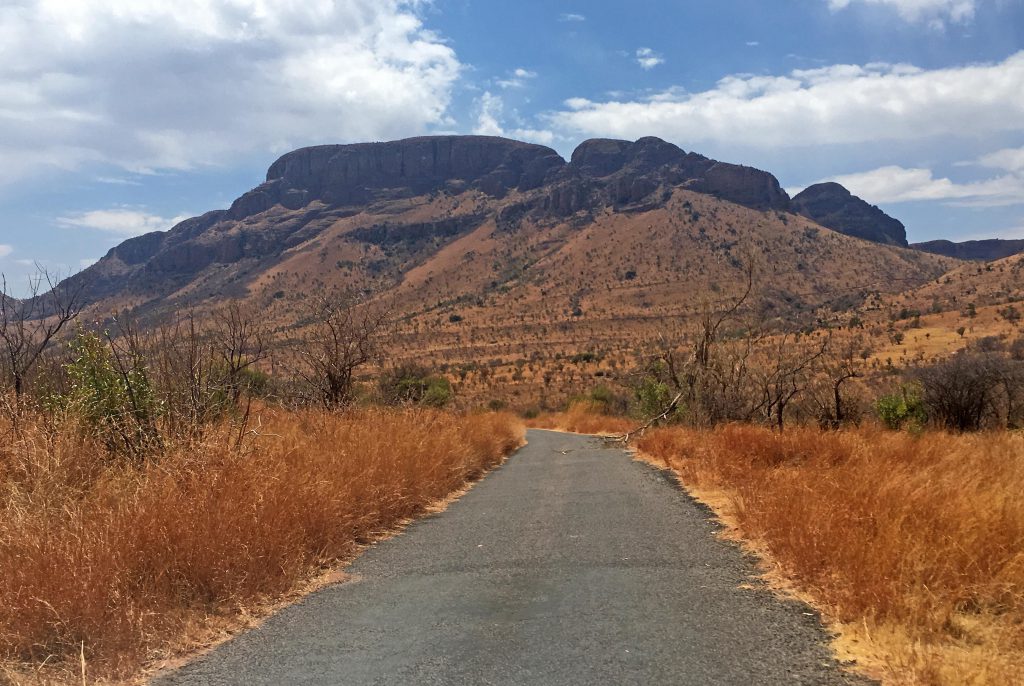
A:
637 425 1024 685
526 402 635 435
0 407 523 684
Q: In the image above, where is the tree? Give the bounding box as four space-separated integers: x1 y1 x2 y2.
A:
0 268 86 401
295 291 391 407
754 332 830 432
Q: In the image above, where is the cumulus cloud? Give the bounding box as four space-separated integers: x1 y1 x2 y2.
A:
0 245 12 259
549 52 1024 148
559 13 586 22
57 208 190 236
635 48 665 70
0 1 462 185
794 165 1024 206
826 0 977 26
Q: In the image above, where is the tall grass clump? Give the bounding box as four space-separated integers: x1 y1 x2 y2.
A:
0 405 522 683
638 425 1024 685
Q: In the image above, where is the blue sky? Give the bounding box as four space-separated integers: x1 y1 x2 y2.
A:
2 0 1024 292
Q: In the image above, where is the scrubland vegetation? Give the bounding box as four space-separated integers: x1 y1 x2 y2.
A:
0 278 522 683
3 257 1023 685
527 271 1024 685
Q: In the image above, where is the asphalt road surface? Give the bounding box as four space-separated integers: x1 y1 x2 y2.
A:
156 429 868 685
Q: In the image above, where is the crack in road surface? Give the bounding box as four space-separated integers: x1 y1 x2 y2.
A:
155 429 870 685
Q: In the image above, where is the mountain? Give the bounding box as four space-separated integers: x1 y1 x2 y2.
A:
72 135 794 307
912 238 1024 261
59 136 959 378
791 182 908 247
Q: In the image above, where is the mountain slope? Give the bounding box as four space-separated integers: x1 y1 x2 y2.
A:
63 136 960 376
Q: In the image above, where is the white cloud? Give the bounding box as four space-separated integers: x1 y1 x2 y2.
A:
550 52 1024 148
794 165 1024 206
974 146 1024 173
471 92 555 146
0 1 462 185
746 41 761 47
826 0 977 26
635 48 665 70
473 92 506 137
57 208 190 237
0 245 12 259
496 67 538 89
559 13 586 22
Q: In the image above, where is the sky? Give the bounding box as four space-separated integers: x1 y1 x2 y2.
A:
2 0 1023 292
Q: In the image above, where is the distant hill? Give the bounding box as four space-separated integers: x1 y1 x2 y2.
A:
912 238 1024 261
790 182 908 247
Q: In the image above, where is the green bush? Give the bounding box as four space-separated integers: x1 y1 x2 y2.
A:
875 384 927 431
635 376 673 419
378 365 453 408
55 331 161 459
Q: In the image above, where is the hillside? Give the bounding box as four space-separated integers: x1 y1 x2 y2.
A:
55 135 963 405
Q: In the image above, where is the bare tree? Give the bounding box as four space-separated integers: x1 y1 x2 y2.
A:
209 301 269 404
809 335 864 429
754 332 830 432
0 268 86 400
294 291 392 408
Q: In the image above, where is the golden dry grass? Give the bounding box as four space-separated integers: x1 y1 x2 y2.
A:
637 425 1024 685
0 407 523 684
526 402 635 435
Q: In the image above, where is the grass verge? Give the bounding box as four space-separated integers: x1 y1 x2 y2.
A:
0 407 523 684
637 425 1024 685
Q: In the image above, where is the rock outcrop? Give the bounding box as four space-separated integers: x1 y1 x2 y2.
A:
229 136 566 218
66 135 803 306
912 239 1024 261
791 182 907 247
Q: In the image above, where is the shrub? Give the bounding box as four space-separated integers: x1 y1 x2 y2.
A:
378 365 454 408
914 354 1013 431
875 384 926 431
53 330 161 459
635 376 673 419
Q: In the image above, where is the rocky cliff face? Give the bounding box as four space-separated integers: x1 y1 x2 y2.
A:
791 182 907 247
70 135 798 306
912 239 1024 261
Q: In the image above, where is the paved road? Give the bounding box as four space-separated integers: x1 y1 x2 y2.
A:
156 430 867 685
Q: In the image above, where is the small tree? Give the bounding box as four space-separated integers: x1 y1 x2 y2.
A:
915 353 1003 431
295 291 391 408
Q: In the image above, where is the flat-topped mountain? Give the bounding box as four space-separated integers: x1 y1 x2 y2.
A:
57 136 958 365
912 238 1024 261
791 182 908 247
